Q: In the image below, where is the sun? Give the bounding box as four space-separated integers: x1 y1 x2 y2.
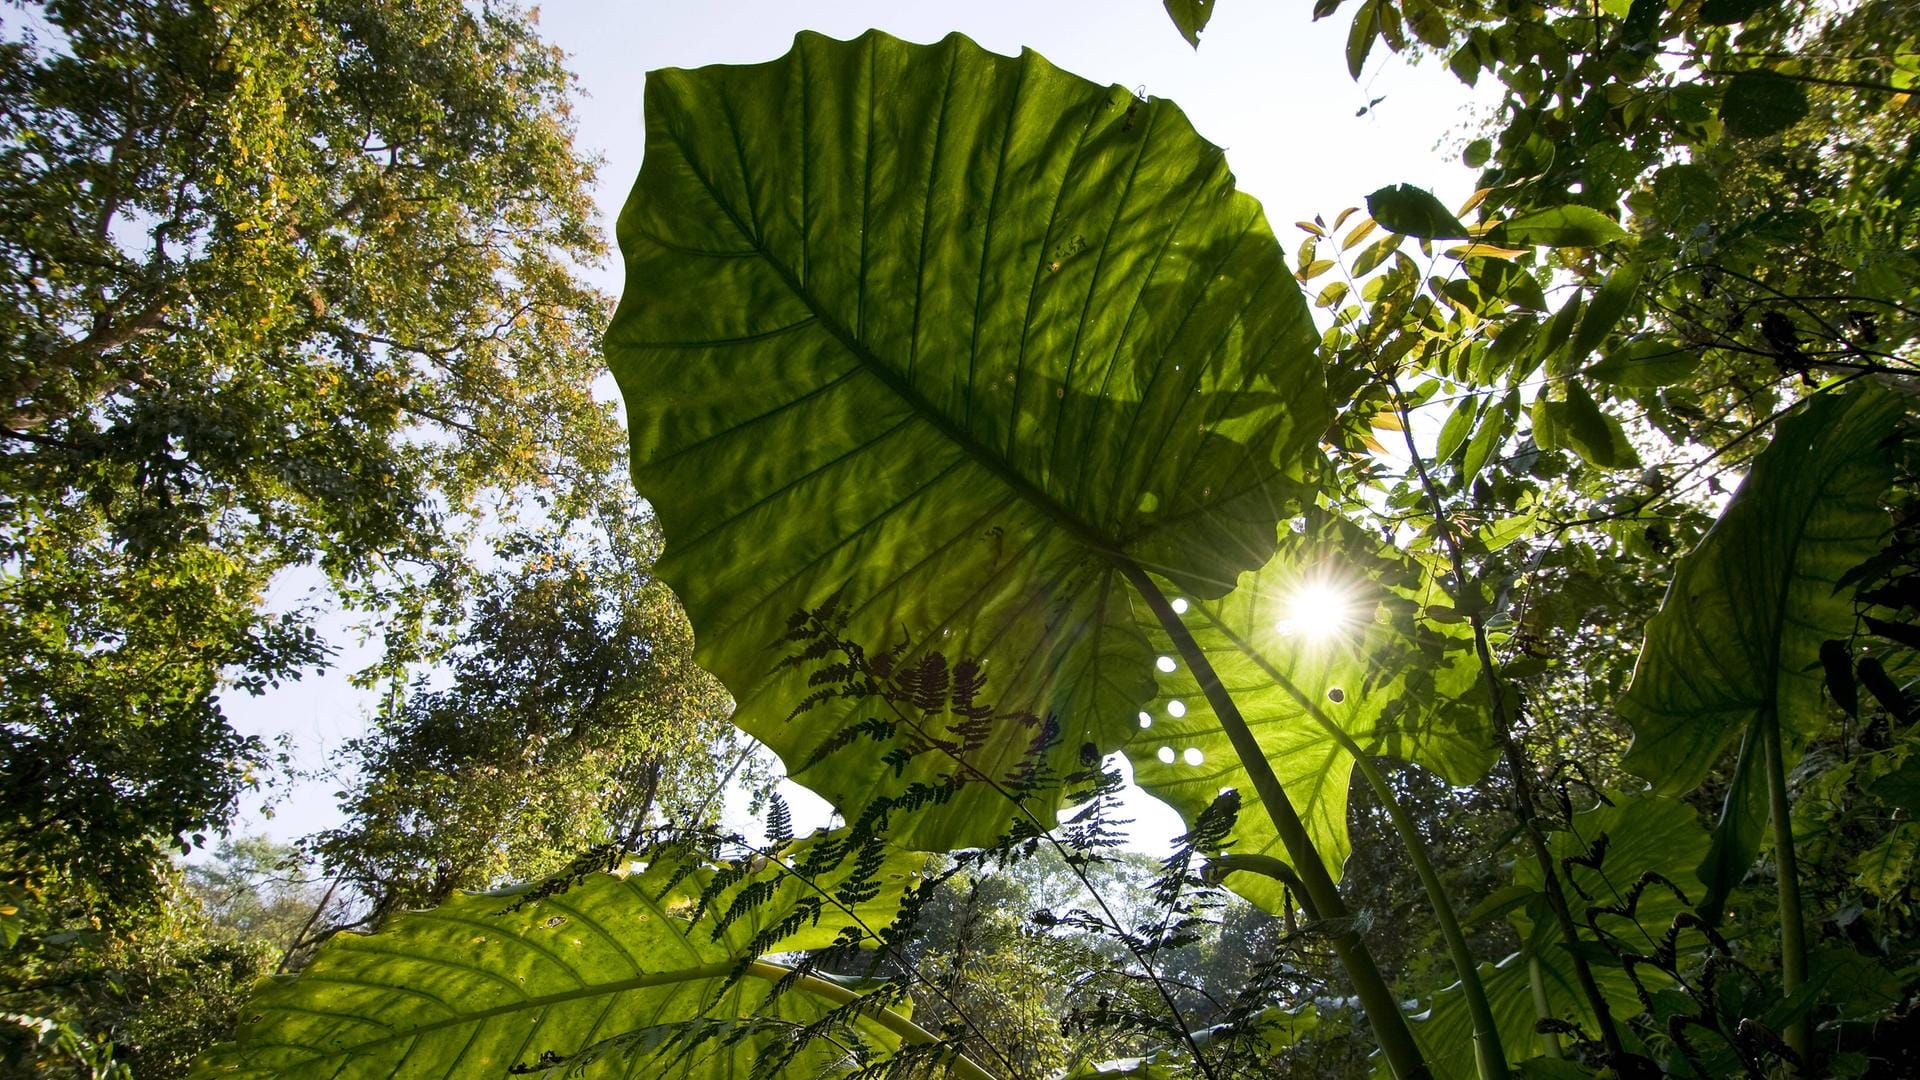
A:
1275 580 1355 642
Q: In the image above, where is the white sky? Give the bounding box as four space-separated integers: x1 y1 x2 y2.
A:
222 0 1495 854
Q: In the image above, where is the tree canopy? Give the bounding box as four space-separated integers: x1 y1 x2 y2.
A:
1 0 616 895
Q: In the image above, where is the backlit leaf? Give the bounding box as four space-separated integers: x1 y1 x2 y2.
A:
1162 0 1216 47
194 839 928 1078
1620 388 1902 908
1128 513 1493 909
607 31 1326 850
1497 206 1627 248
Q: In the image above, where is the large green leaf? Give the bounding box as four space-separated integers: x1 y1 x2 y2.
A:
1410 946 1644 1080
1413 798 1708 1079
1127 512 1493 909
608 30 1325 850
192 839 928 1078
1620 387 1902 910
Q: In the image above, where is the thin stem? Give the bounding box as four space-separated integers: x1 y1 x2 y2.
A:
1702 67 1904 96
1121 560 1432 1080
1526 954 1564 1059
1761 710 1810 1069
1206 853 1317 915
750 961 1002 1080
1352 754 1510 1080
1190 603 1507 1078
1385 379 1629 1062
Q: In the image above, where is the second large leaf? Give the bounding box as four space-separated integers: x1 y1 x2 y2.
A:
609 30 1325 848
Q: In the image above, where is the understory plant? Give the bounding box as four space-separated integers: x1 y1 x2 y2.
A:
189 4 1919 1078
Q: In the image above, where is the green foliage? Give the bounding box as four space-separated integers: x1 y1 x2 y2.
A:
1621 388 1903 909
1719 70 1809 138
1130 511 1492 905
1366 184 1470 240
1415 798 1710 1078
191 836 931 1078
0 853 310 1080
310 500 737 920
0 0 618 902
1161 0 1217 48
9 0 1906 1077
606 29 1325 852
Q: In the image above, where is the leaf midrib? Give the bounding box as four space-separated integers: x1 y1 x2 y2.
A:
255 958 742 1063
656 103 1188 579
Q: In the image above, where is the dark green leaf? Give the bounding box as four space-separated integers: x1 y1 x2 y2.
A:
1464 138 1492 168
1535 383 1638 470
1619 0 1664 46
1481 318 1539 382
1534 294 1584 377
1700 0 1773 25
1366 183 1470 239
1347 0 1380 79
1620 390 1903 890
1557 939 1622 967
608 31 1326 850
1822 639 1859 716
1868 755 1920 814
1461 390 1518 482
1859 656 1911 722
1498 206 1628 248
1721 70 1810 137
1449 44 1482 86
1463 883 1537 929
1517 1059 1600 1079
1436 395 1481 462
1698 726 1767 922
1469 258 1547 313
1585 338 1699 386
1162 0 1216 47
1569 261 1644 367
1864 615 1920 651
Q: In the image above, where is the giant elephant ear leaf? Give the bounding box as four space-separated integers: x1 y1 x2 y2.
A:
1129 511 1492 910
1620 387 1902 914
192 838 930 1078
608 30 1325 849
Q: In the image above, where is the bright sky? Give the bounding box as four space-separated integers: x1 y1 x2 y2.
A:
223 0 1494 854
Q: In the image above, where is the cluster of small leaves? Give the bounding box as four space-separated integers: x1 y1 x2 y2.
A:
782 597 1067 812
